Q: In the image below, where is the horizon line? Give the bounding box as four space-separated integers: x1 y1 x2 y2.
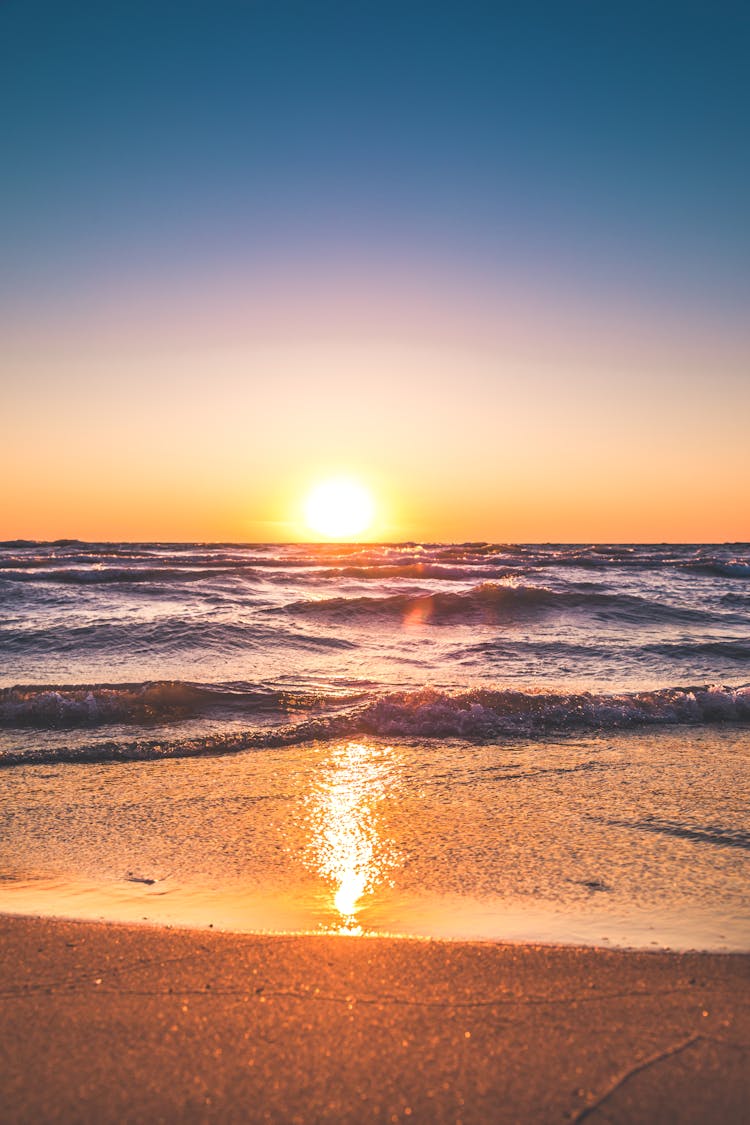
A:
2 538 747 548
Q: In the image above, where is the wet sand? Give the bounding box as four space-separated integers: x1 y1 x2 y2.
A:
1 915 748 1123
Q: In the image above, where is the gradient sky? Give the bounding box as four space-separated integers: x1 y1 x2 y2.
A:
2 1 748 541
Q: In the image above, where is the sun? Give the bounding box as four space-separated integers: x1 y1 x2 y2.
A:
304 478 375 539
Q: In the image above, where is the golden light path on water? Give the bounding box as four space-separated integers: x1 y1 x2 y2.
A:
305 741 398 934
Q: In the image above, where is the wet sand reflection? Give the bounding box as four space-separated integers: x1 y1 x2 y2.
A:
305 741 398 932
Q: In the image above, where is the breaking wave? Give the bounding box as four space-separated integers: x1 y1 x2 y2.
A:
2 683 748 765
0 681 363 728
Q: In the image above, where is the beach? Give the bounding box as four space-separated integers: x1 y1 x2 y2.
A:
2 540 749 1120
4 0 749 1118
2 914 748 1123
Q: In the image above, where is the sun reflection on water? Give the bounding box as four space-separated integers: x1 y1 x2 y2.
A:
306 741 397 933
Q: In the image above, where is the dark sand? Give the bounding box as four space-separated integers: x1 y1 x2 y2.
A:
1 916 748 1123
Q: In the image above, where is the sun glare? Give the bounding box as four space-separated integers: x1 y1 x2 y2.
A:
304 478 375 539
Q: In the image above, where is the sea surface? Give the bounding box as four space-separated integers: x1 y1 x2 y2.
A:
1 540 748 948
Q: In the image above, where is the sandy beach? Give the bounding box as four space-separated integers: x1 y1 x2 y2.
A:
1 914 748 1123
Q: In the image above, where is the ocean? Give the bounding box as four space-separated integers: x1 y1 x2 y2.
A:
1 540 748 948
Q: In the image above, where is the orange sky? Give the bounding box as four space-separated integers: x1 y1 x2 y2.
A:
2 264 748 543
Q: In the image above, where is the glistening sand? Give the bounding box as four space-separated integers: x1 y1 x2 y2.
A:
1 915 748 1124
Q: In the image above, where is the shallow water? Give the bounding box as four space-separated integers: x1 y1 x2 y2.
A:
0 727 747 949
0 541 748 947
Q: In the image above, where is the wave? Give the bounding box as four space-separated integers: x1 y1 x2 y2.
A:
0 614 358 656
0 681 364 728
280 582 723 625
681 561 750 579
0 681 261 726
0 565 263 585
2 545 749 597
643 639 750 660
2 683 748 765
315 563 509 581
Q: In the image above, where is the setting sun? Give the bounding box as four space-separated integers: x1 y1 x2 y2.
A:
304 478 375 539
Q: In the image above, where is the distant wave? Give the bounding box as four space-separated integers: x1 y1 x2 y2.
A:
0 553 328 573
3 540 747 567
0 565 262 584
2 545 749 594
680 561 750 579
2 683 748 765
0 617 357 656
643 639 750 660
315 563 508 581
280 582 724 625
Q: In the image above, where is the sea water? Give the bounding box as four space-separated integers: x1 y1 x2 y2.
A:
1 541 748 947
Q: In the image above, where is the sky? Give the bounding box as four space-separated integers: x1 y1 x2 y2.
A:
2 0 748 542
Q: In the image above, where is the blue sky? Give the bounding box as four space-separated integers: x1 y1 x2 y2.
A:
3 1 748 307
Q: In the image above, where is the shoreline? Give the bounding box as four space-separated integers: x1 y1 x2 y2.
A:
2 914 748 1122
3 725 748 961
3 877 748 954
